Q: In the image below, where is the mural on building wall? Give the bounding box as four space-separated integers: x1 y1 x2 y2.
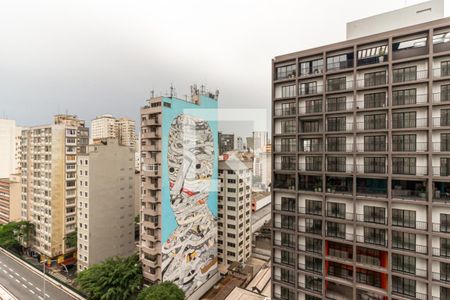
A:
162 113 218 297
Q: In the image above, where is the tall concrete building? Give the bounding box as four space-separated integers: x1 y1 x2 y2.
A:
0 119 22 178
219 132 235 155
252 131 269 153
0 174 21 224
271 2 450 300
218 158 252 272
254 146 272 191
140 88 220 299
21 115 88 262
77 138 135 271
90 114 136 147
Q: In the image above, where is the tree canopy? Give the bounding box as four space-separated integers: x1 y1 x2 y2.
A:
137 282 185 300
0 221 34 251
76 254 143 300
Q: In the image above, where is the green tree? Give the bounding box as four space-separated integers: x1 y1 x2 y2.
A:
0 221 34 251
65 231 77 248
76 254 142 300
137 282 184 300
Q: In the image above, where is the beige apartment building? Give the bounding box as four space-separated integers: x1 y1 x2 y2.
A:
21 115 88 262
0 174 21 224
77 138 135 271
218 158 253 272
90 114 136 147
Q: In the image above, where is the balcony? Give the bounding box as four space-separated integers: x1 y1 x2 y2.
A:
274 174 296 191
273 274 295 286
392 93 428 106
326 100 354 112
356 214 387 225
273 256 296 268
274 238 296 249
432 272 450 284
392 142 428 153
433 116 450 128
433 166 450 177
298 162 322 172
392 291 427 300
274 204 296 214
299 102 323 115
327 176 353 195
141 116 161 126
299 85 324 96
432 223 450 233
392 69 428 83
142 130 161 139
326 122 353 132
274 143 297 153
356 120 388 131
433 247 450 258
274 221 296 231
298 262 322 275
432 91 450 104
274 107 297 117
392 242 428 254
392 165 428 176
326 210 354 221
392 181 427 201
356 234 387 247
356 76 388 89
326 80 354 93
328 262 353 282
356 249 386 268
433 68 450 79
392 266 427 278
326 143 353 152
356 164 387 175
433 182 450 203
299 142 323 153
392 220 427 231
326 164 353 173
326 230 353 242
299 175 322 192
356 143 387 152
274 162 297 171
327 59 354 72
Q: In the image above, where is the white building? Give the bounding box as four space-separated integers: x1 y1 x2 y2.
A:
0 119 22 178
77 138 135 271
21 115 89 260
218 158 252 272
253 145 271 191
90 115 136 147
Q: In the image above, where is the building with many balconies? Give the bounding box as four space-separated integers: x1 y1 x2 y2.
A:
271 2 450 300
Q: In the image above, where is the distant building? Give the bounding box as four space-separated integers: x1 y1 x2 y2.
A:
77 138 135 272
236 137 244 151
0 174 21 224
91 114 136 147
246 136 254 152
0 119 22 178
253 146 271 191
218 158 252 272
252 131 269 153
219 132 234 154
21 115 88 261
140 89 220 300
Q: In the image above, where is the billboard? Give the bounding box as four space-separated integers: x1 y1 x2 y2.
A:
160 96 218 297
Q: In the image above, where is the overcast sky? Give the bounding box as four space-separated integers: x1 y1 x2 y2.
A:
0 0 447 138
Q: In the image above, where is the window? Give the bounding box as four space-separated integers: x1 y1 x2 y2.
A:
327 136 346 152
392 157 416 175
281 232 295 248
302 120 321 133
392 209 416 228
305 218 322 235
305 99 322 113
393 66 417 83
364 227 386 246
280 85 295 98
393 89 417 106
364 71 386 87
364 114 386 130
441 84 450 102
280 268 295 284
326 222 345 238
327 156 346 172
434 32 450 45
393 37 427 50
441 262 450 282
305 275 322 292
442 109 450 126
305 156 322 171
280 138 296 152
305 256 322 273
327 77 347 91
281 215 295 230
327 117 346 132
305 199 322 215
280 250 295 266
300 59 323 76
442 61 450 77
281 197 296 212
327 53 353 71
357 45 388 65
364 135 386 152
363 206 386 224
300 82 318 95
364 157 386 174
441 214 450 233
305 237 322 254
281 119 296 134
276 64 296 80
392 134 416 152
364 92 386 108
279 102 296 116
392 231 416 251
392 112 416 129
326 202 345 219
300 138 322 152
441 238 450 257
392 276 416 297
327 96 346 112
442 133 450 151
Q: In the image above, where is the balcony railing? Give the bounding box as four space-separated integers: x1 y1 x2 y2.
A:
299 182 323 192
298 163 322 172
392 69 428 83
299 225 322 235
327 60 354 72
392 189 427 201
299 144 323 152
273 274 296 286
392 291 427 300
392 220 428 231
392 142 428 152
356 99 387 109
432 92 450 104
273 204 296 213
356 214 387 225
326 100 354 112
274 107 297 117
274 162 297 171
433 247 450 258
392 267 427 278
356 254 382 267
274 143 297 153
356 143 387 152
329 248 353 261
432 272 450 283
326 143 353 152
326 122 353 132
433 166 450 177
433 68 450 79
299 85 324 96
298 206 322 216
273 256 296 267
326 164 353 173
273 238 296 249
433 116 450 127
274 221 296 231
432 223 450 233
393 243 428 254
356 76 388 88
298 243 322 254
326 80 354 92
298 262 322 274
356 164 387 174
299 104 323 115
326 210 354 220
392 118 428 129
432 142 450 152
356 234 387 247
392 93 428 106
326 231 354 242
356 120 388 130
392 166 428 176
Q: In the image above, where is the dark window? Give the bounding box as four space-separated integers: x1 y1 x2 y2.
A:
300 138 322 152
306 237 322 254
281 197 296 212
305 256 322 273
364 157 386 173
281 119 296 134
327 53 353 71
327 156 346 172
280 287 295 300
392 209 416 228
392 253 416 275
280 138 296 152
442 61 450 77
281 85 295 98
442 133 450 151
441 84 450 102
280 250 295 266
302 120 321 133
281 215 295 230
326 202 346 219
393 66 417 83
326 221 346 238
305 218 322 235
305 99 322 113
305 199 322 215
364 135 386 152
392 276 416 297
305 275 322 292
276 64 296 80
281 156 296 170
393 89 417 106
442 109 450 126
357 268 382 288
441 238 450 257
327 77 347 91
364 71 386 87
364 227 386 246
441 214 450 233
392 231 416 251
441 262 450 282
300 82 318 95
363 206 386 224
305 156 322 171
327 136 346 152
327 117 347 131
281 232 295 248
327 96 346 112
300 59 323 77
392 157 416 175
364 92 386 108
364 114 386 130
392 134 416 152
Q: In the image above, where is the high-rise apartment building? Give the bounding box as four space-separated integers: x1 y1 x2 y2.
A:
140 89 220 300
77 138 135 272
0 174 21 224
219 132 235 155
0 119 22 178
252 131 269 153
271 3 450 300
253 146 272 191
21 115 88 262
218 158 252 271
90 114 136 147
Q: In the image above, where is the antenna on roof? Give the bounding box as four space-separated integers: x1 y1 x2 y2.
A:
170 84 174 98
150 90 155 98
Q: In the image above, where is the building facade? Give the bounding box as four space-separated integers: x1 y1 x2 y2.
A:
218 159 252 271
219 132 235 154
140 91 220 299
272 16 450 300
0 119 22 178
77 138 135 271
21 115 88 262
90 114 136 147
0 174 21 224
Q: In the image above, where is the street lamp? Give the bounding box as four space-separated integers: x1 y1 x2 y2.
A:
40 258 57 300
